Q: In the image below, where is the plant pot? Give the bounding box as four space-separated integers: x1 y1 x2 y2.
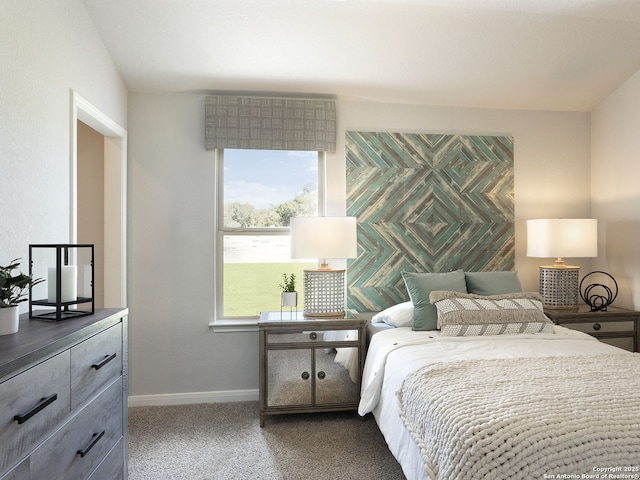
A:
0 306 20 336
281 291 298 308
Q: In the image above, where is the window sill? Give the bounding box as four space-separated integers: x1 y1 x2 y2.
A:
208 319 259 333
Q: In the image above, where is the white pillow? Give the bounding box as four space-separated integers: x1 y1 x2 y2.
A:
371 301 414 327
429 290 554 336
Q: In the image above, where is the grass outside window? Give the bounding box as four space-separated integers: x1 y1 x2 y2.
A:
223 262 315 317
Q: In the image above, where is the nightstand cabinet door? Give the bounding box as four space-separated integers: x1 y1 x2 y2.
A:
315 348 358 405
266 349 313 407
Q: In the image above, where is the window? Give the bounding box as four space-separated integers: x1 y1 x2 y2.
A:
215 149 324 320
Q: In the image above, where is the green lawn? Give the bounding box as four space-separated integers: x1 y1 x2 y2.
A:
223 262 315 317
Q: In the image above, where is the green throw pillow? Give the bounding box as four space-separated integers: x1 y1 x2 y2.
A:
464 271 523 296
402 270 468 331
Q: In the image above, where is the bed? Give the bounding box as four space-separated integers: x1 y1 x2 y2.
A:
357 270 640 480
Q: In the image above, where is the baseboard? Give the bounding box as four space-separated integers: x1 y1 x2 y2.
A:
128 389 259 407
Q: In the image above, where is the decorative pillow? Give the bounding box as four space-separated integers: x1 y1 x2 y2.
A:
464 271 523 296
402 270 468 331
371 301 414 327
429 290 554 337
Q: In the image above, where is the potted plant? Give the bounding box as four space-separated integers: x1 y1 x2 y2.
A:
0 258 43 335
278 273 297 308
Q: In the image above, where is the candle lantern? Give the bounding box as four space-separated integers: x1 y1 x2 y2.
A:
29 244 94 321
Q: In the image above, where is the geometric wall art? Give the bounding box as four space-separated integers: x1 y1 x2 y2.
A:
346 131 515 312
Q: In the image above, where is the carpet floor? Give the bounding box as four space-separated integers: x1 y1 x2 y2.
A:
128 401 406 480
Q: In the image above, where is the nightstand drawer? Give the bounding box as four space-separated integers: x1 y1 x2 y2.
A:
600 337 635 352
563 320 634 334
266 329 359 345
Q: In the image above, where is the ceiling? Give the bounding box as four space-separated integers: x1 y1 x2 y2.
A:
81 0 640 111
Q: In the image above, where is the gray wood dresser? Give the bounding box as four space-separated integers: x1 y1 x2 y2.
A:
0 308 128 480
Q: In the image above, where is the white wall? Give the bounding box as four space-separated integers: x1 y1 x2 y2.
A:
0 0 127 304
591 69 640 309
128 94 258 402
127 93 591 401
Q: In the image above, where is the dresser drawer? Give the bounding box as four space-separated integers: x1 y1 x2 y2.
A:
87 437 125 480
30 377 123 480
0 458 28 480
71 323 122 410
563 320 634 334
0 351 71 474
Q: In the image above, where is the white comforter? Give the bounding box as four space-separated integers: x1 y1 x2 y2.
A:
358 326 637 480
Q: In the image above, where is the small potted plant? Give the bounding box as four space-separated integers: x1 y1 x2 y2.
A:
278 273 297 308
0 258 43 335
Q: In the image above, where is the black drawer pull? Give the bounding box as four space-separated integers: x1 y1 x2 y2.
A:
92 353 117 370
77 429 105 458
317 371 326 380
593 323 602 331
301 371 310 380
14 393 58 424
309 332 317 340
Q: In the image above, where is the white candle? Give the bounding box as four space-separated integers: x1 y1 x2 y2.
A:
48 266 77 303
83 264 92 295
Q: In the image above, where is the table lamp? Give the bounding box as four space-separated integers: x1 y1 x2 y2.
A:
526 218 597 309
290 216 357 317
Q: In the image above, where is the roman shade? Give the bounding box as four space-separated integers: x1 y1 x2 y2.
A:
205 95 337 152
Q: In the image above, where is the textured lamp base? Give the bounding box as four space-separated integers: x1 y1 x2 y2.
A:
539 266 579 310
303 269 346 317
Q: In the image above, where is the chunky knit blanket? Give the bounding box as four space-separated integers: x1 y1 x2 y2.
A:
397 354 640 480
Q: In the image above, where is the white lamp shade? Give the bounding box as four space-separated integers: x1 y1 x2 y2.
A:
290 216 358 260
526 219 597 259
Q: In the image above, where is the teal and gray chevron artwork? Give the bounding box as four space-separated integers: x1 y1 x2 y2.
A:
346 131 515 311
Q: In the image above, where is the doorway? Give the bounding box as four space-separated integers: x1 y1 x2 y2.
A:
70 91 127 308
